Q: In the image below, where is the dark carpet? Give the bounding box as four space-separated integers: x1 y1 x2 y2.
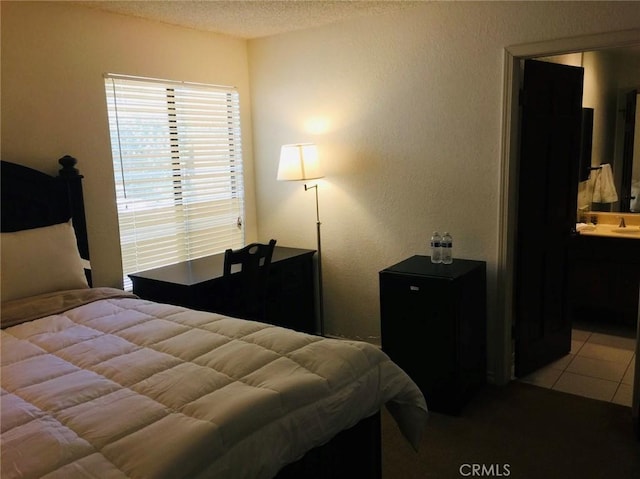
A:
382 381 640 479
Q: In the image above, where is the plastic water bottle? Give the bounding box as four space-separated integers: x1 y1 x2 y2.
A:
430 232 442 263
442 232 453 264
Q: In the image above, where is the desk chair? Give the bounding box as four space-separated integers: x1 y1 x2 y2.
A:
222 239 277 322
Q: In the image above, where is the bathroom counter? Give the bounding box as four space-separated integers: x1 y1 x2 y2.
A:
577 223 640 239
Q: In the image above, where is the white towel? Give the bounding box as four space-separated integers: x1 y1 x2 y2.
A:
592 164 618 203
631 180 640 212
576 223 596 232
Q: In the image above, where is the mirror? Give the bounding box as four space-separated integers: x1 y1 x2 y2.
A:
537 47 640 214
622 91 640 212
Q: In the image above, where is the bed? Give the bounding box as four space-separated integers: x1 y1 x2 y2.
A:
0 157 427 479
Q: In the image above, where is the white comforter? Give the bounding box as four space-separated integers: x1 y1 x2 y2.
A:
1 288 427 479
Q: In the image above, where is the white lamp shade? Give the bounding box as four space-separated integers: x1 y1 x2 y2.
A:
277 143 323 181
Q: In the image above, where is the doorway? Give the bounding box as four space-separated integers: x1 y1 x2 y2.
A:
497 29 640 434
516 51 638 407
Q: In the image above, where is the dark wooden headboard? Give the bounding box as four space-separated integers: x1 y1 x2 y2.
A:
1 156 90 264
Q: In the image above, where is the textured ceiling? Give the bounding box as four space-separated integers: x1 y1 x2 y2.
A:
77 1 420 39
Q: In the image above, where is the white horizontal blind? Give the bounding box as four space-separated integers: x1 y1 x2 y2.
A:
105 75 245 289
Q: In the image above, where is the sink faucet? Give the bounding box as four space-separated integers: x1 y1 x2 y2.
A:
618 216 626 228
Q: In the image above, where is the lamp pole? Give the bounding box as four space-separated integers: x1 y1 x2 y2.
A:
277 143 324 336
305 183 323 335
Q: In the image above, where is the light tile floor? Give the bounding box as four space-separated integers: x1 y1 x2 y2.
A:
520 327 636 407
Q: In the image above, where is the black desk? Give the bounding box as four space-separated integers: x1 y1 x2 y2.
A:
129 246 317 334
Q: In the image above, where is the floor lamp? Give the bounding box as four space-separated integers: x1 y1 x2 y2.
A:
277 143 325 335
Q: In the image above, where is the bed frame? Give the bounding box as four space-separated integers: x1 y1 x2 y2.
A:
0 156 382 478
1 156 91 283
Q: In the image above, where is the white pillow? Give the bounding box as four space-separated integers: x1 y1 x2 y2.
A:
1 220 89 302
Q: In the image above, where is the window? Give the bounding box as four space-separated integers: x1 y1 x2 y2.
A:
105 74 245 289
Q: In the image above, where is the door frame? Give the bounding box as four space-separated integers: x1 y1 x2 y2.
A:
496 29 640 386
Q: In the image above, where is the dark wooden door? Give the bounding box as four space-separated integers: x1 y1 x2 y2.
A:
515 59 584 377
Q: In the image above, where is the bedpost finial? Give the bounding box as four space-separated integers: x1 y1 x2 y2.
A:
58 155 80 177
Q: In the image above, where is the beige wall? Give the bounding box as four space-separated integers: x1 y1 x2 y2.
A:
583 51 618 169
1 1 257 288
248 1 640 381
